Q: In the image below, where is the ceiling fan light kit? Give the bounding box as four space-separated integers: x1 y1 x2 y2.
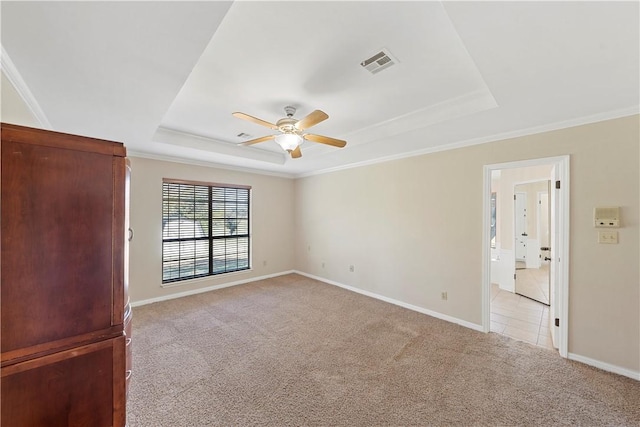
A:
274 133 302 151
232 106 347 159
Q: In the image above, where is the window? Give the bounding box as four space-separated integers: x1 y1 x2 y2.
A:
162 179 250 283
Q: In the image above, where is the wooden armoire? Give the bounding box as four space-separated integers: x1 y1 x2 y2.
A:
1 123 131 426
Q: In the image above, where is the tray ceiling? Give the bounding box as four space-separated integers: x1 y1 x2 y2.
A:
2 1 638 177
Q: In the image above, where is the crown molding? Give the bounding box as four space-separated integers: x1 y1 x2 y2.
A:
342 88 498 146
1 45 52 129
296 106 639 179
154 126 287 165
135 106 638 180
127 149 296 179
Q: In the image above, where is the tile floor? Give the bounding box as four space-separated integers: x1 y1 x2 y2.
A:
490 283 554 350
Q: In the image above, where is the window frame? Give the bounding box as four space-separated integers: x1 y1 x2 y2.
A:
161 178 251 284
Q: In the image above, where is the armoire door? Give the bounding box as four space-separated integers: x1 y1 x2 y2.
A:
1 125 125 363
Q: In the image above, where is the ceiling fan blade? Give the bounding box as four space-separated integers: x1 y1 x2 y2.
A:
295 110 328 131
304 133 347 148
290 146 302 158
232 112 278 130
239 134 276 146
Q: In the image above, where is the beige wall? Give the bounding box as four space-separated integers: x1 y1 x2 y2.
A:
3 72 637 373
294 115 639 373
128 157 295 303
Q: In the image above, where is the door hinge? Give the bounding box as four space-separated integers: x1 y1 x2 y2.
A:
514 273 517 280
555 180 561 189
555 318 560 327
513 194 516 200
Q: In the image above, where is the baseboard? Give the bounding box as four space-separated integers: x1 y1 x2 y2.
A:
568 352 640 381
130 270 295 307
294 270 484 333
130 270 638 381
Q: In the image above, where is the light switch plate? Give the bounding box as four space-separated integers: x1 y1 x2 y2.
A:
598 231 618 244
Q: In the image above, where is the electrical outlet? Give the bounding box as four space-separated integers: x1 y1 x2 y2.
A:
441 291 448 301
349 265 355 272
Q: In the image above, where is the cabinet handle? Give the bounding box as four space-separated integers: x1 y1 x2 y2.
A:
125 370 132 380
125 338 132 345
128 228 134 242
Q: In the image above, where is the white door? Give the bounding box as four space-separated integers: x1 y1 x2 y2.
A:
539 189 551 305
514 192 527 261
549 177 560 350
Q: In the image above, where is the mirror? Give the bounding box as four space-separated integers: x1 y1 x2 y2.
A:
514 181 550 305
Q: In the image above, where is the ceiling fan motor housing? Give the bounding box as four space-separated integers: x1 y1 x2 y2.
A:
276 117 300 134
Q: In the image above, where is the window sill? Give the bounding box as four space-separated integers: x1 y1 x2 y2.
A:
160 268 253 289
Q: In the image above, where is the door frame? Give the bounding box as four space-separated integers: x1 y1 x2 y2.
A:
482 155 569 358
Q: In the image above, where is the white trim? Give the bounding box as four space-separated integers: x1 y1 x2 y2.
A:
127 150 295 179
295 270 484 333
340 89 498 147
568 353 640 381
482 156 570 358
560 159 570 357
160 267 255 289
130 270 294 307
153 126 286 166
297 108 637 179
482 173 492 332
485 155 570 171
131 109 634 181
1 45 52 129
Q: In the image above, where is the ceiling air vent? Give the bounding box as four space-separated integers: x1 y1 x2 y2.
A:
360 49 397 74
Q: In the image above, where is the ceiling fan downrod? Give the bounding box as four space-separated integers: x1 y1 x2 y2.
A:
284 106 296 118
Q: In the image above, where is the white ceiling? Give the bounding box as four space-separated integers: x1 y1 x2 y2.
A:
2 1 638 177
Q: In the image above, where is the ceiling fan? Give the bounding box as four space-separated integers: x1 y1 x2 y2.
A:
232 106 347 159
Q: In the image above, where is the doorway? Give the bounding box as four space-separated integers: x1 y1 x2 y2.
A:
482 156 569 358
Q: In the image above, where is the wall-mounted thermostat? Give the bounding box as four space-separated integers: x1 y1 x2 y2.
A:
594 206 620 228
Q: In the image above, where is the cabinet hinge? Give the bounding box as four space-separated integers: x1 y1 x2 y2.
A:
555 318 560 327
555 180 561 189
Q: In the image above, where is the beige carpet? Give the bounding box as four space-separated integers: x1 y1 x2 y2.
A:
128 274 640 426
